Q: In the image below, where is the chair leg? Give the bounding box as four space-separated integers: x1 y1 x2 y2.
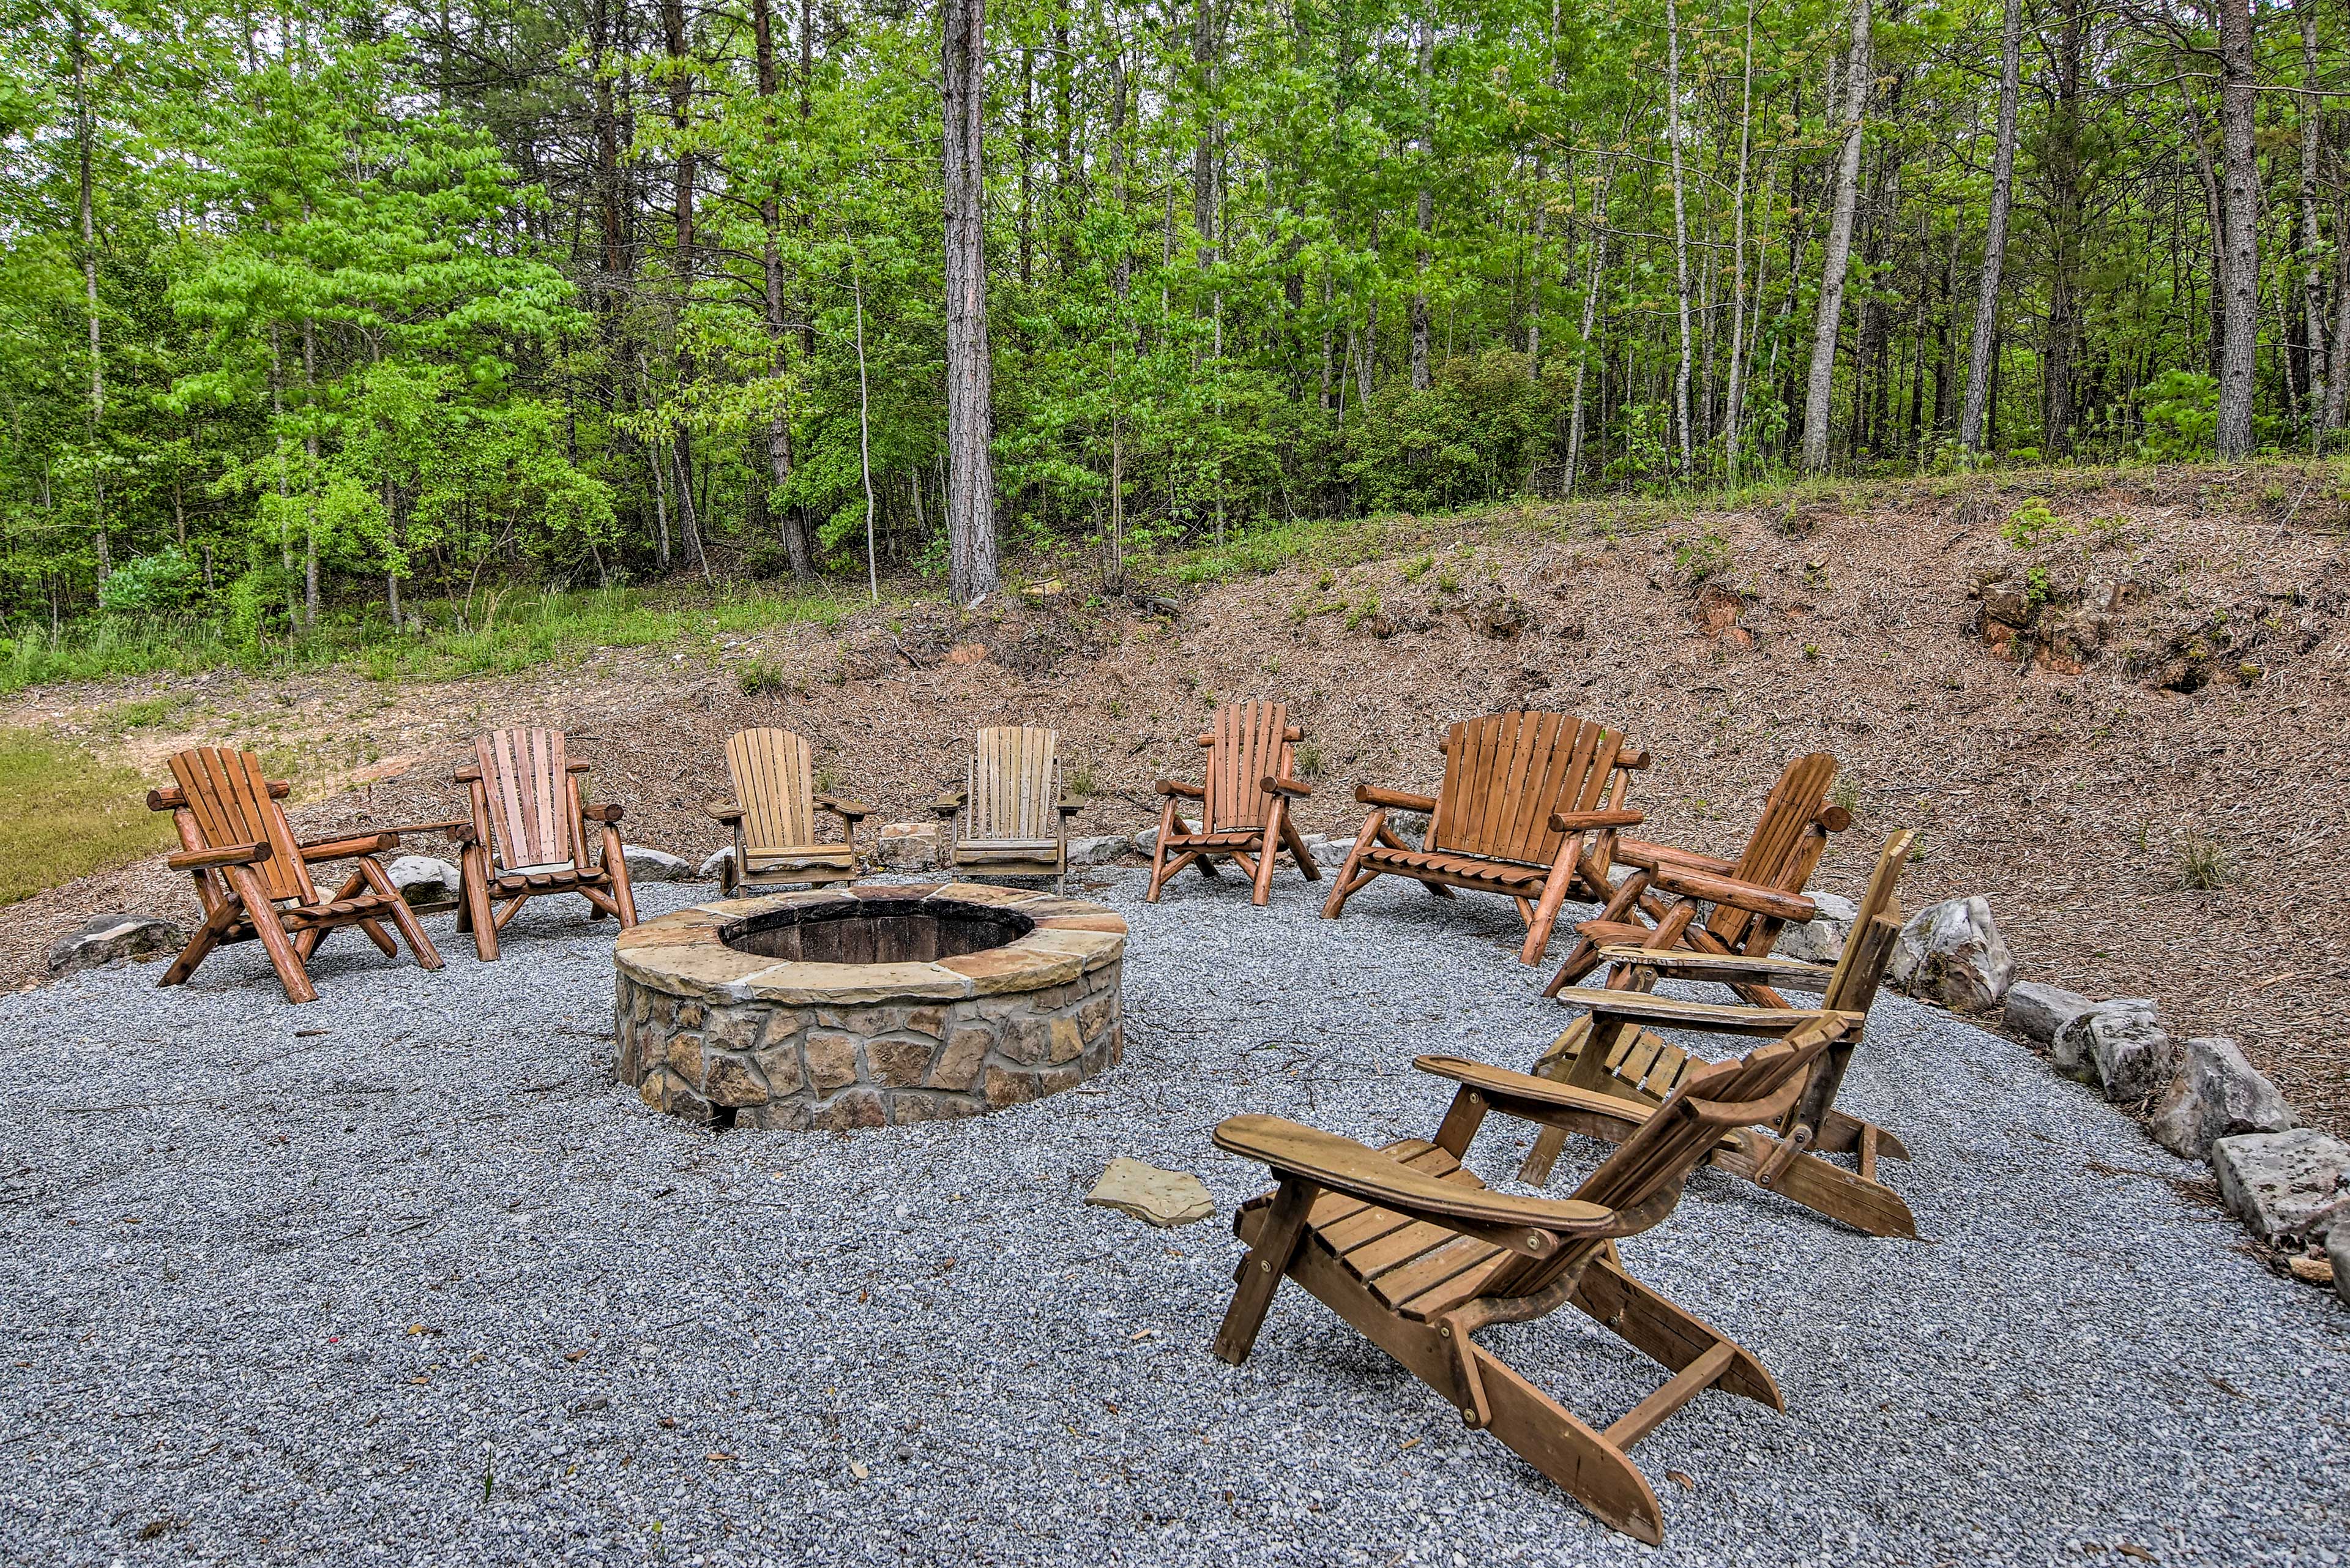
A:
1321 811 1382 918
1144 799 1180 903
227 865 317 1004
1570 1247 1781 1410
354 917 399 957
1542 936 1604 998
1251 804 1285 906
1212 1176 1318 1365
1469 1344 1666 1545
159 903 239 989
1278 809 1322 881
602 824 639 925
358 859 443 971
460 844 499 961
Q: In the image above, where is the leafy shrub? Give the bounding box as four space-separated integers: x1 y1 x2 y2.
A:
2000 498 2064 548
2136 370 2219 460
97 550 202 616
1672 529 1733 586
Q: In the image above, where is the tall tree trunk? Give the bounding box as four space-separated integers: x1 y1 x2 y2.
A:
1723 1 1756 480
1802 0 1871 472
1411 12 1434 390
1565 165 1612 496
2329 188 2350 429
942 0 998 601
660 0 707 570
1665 0 1693 471
301 315 320 629
2300 0 2329 422
1106 20 1129 589
750 0 812 579
71 4 106 582
1959 0 2019 454
2042 0 2083 457
2215 0 2260 457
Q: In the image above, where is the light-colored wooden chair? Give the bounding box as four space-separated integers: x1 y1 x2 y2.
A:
1211 1019 1849 1544
932 725 1080 889
1322 711 1646 963
149 747 442 1002
1543 751 1851 1004
1510 832 1920 1236
704 726 870 895
1144 700 1319 906
453 728 639 961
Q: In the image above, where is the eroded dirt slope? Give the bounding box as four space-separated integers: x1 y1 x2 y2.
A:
8 466 2346 1132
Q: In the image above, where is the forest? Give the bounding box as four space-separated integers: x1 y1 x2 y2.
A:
0 0 2328 640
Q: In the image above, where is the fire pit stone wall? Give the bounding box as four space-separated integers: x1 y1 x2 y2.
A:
613 883 1125 1130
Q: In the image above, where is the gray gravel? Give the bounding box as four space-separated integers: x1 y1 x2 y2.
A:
2 868 2344 1567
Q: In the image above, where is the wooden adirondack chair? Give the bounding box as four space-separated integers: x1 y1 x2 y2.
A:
1144 700 1320 906
453 728 640 960
1509 832 1920 1238
1211 1018 1849 1544
1322 711 1647 964
932 725 1080 889
148 747 443 1004
1542 751 1851 1004
704 727 872 896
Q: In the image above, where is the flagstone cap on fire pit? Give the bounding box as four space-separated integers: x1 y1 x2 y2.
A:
613 883 1126 1130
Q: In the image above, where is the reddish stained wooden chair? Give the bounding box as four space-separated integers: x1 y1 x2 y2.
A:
1210 1018 1849 1544
1542 751 1851 1004
1322 711 1646 963
453 728 638 960
1144 700 1320 907
148 747 442 1004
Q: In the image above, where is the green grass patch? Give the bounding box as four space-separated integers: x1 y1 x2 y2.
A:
0 728 177 906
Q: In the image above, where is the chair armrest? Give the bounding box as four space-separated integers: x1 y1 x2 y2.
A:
1545 808 1644 834
1556 988 1864 1039
168 841 272 872
1055 796 1083 816
932 791 967 818
1156 779 1206 799
566 761 593 775
1213 1114 1628 1255
1355 784 1437 812
297 831 400 862
149 782 291 812
579 802 625 824
1261 775 1313 799
453 764 482 783
1415 1055 1666 1125
1643 864 1816 924
704 802 745 824
817 796 871 823
1611 838 1739 877
1594 947 1835 991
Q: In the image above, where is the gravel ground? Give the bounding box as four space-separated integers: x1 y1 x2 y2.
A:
2 868 2344 1567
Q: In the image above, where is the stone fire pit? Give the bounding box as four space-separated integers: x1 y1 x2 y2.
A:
613 883 1125 1130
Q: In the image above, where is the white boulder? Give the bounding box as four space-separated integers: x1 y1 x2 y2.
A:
620 844 695 882
872 822 938 870
2329 1226 2350 1307
1774 891 1859 965
1889 895 2015 1012
1067 834 1131 867
2003 980 2095 1045
2211 1129 2350 1246
46 914 183 977
2148 1037 2296 1160
2048 999 2160 1089
386 856 461 909
698 846 736 881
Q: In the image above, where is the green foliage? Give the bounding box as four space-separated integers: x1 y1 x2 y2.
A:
1672 529 1733 585
97 550 201 616
2000 499 2066 548
2136 371 2221 461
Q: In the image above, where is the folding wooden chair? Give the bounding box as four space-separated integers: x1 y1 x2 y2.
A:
933 725 1080 890
1543 752 1851 1003
704 726 871 895
1510 832 1920 1237
148 747 442 1004
1322 711 1646 963
453 728 639 960
1211 1019 1849 1544
1144 700 1319 906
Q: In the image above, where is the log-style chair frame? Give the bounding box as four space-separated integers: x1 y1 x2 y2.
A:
1322 711 1647 964
453 728 640 961
1211 1020 1848 1544
1144 700 1320 907
149 747 444 1004
932 725 1080 890
1510 832 1920 1237
1543 751 1851 1004
704 727 872 896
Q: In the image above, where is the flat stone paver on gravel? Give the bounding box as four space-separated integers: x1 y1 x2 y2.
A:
2 869 2344 1567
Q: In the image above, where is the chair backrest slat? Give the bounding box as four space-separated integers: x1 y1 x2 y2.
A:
1203 701 1292 831
169 747 314 903
476 729 575 872
967 725 1059 841
1427 712 1625 867
725 728 819 852
1706 753 1839 945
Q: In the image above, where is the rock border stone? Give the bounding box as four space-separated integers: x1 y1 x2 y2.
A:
614 882 1125 1130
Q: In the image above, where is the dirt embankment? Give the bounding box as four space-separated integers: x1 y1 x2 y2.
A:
8 467 2347 1133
